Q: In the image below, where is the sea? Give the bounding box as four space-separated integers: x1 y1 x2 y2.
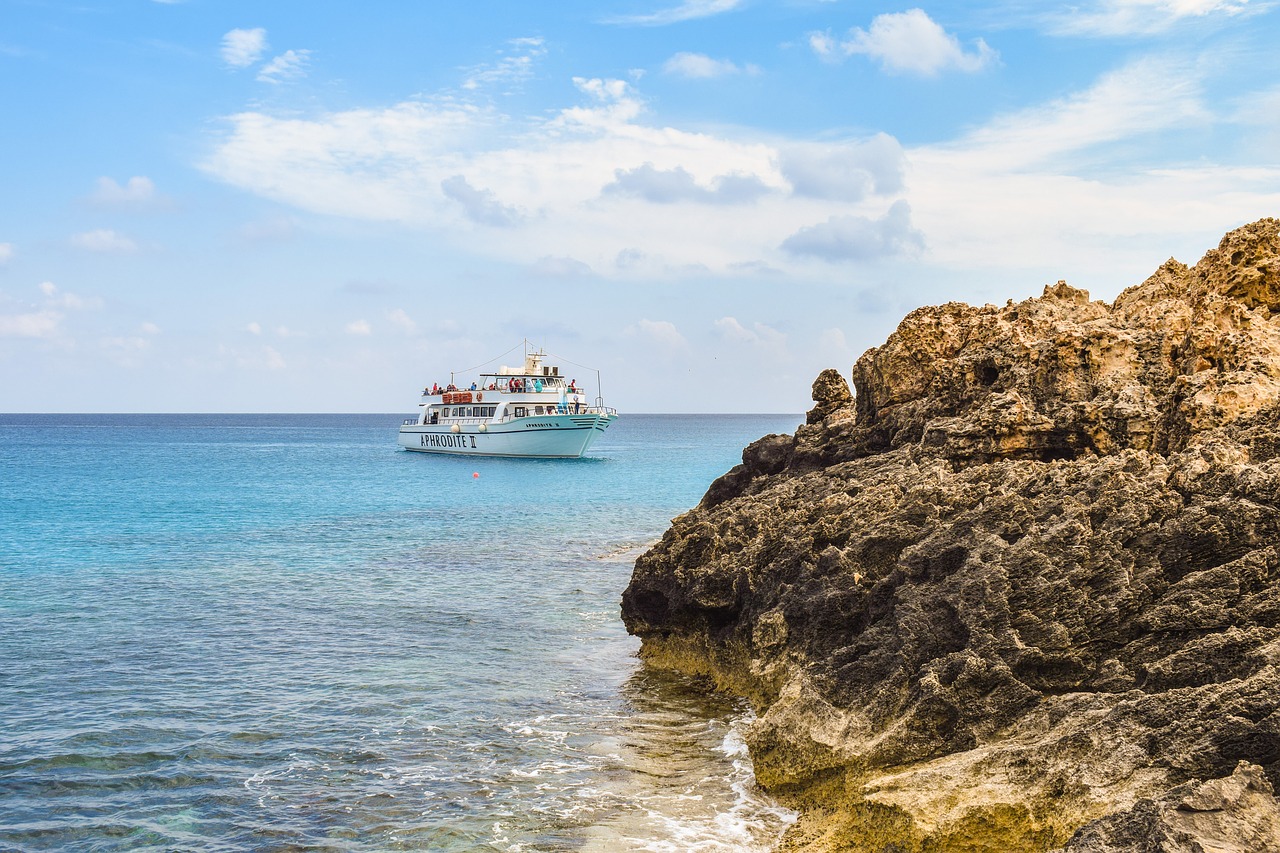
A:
0 413 802 852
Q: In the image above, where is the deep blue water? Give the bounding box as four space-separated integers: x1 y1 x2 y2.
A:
0 413 801 852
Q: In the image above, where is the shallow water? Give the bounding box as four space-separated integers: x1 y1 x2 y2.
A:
0 413 800 851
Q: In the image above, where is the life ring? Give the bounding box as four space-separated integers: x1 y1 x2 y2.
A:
476 392 483 402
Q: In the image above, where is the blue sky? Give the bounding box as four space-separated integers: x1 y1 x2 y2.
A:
2 0 1278 413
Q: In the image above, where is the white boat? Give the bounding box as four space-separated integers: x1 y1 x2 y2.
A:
398 348 618 458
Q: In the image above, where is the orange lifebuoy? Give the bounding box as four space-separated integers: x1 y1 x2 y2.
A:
476 392 483 402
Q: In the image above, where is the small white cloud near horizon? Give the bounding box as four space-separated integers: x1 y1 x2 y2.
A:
345 319 372 335
631 318 687 349
221 28 267 68
0 242 12 264
141 322 161 335
257 49 310 84
91 176 156 205
662 52 757 79
247 321 262 335
387 308 417 334
70 229 137 253
715 316 787 352
39 281 99 311
816 9 997 77
0 309 62 338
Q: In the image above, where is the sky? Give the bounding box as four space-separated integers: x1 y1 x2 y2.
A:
2 0 1278 413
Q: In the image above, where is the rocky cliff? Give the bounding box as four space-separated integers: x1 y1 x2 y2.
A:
622 218 1280 852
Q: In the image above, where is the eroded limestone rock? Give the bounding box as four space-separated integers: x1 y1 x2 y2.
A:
622 219 1280 852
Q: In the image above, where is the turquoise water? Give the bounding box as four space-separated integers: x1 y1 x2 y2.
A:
0 414 801 851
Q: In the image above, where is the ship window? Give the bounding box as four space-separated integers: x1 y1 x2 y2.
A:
514 407 526 418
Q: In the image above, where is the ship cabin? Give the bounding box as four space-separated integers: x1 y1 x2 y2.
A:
412 350 590 427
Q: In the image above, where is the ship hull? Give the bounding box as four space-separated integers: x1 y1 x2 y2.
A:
397 413 616 458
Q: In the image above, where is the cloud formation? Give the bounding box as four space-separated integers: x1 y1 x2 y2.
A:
462 37 546 91
90 176 157 205
603 164 771 204
606 0 745 26
221 28 267 68
715 316 786 351
257 49 310 83
780 133 905 200
70 229 137 253
781 200 924 261
813 9 997 77
0 242 12 264
441 175 523 226
1047 0 1255 36
662 52 756 78
0 282 99 339
632 318 687 349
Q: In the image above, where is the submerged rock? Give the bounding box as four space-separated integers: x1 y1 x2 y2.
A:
622 219 1280 852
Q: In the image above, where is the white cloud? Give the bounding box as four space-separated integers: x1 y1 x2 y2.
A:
715 317 787 352
441 175 523 226
603 163 771 204
782 200 925 262
818 327 849 355
257 49 310 84
0 242 12 264
91 176 156 205
263 346 286 370
0 281 97 341
820 9 997 77
462 37 546 91
387 308 417 333
662 52 756 79
934 56 1209 171
532 256 594 278
38 281 100 310
897 55 1280 279
221 28 267 68
70 229 137 253
632 319 687 349
346 319 372 335
247 321 262 335
141 322 161 335
1047 0 1257 36
780 133 905 200
202 51 1280 286
605 0 745 26
0 309 62 338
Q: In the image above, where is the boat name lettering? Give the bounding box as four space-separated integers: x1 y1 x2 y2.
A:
524 422 555 428
420 433 478 448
